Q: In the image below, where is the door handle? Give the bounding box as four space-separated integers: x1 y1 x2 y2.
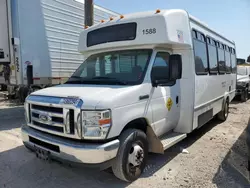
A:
176 96 179 104
139 95 149 100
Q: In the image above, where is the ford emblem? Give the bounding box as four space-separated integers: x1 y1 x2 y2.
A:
39 114 51 122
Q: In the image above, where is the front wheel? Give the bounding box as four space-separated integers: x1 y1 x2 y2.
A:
112 129 148 182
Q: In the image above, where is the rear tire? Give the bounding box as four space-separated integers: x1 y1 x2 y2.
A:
217 99 229 121
112 129 148 182
18 86 29 103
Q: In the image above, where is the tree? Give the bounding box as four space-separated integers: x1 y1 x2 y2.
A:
247 55 250 63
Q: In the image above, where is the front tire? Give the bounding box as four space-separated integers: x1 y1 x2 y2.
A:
112 129 148 182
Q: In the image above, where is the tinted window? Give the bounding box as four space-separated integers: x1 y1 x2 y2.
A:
231 54 237 73
207 37 211 44
151 52 170 80
208 44 218 73
200 34 206 42
87 23 137 47
69 49 152 85
212 40 217 46
225 50 231 73
192 30 197 38
218 48 226 73
194 39 208 74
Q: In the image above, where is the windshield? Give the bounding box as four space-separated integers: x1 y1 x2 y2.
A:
66 49 152 85
237 67 248 75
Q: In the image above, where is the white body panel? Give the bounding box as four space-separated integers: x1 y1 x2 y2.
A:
27 9 236 140
0 0 119 85
190 19 236 129
0 0 10 63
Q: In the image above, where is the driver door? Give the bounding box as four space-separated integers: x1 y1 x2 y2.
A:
150 51 181 137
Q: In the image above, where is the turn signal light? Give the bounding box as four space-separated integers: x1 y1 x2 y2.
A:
99 119 111 125
110 17 114 21
156 9 161 14
100 20 105 23
120 15 124 19
84 25 89 29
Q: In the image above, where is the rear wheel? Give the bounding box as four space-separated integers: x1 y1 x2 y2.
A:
217 99 229 121
112 129 148 182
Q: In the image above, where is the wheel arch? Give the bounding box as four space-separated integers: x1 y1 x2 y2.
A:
120 117 164 154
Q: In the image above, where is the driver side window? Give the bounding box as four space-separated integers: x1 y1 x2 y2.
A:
151 52 170 80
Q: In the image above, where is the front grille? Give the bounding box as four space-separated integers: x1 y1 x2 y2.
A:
52 116 64 123
26 95 81 139
32 104 63 113
32 112 64 123
29 103 69 137
33 121 64 132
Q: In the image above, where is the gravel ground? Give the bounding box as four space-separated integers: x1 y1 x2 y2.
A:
0 97 250 188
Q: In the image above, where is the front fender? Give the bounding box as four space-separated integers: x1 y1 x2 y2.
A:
107 100 152 139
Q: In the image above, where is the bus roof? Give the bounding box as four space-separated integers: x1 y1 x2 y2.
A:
78 9 235 54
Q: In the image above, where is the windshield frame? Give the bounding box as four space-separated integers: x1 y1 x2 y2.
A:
67 49 153 86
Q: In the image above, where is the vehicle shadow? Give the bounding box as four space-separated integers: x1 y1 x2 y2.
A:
231 96 243 104
0 145 129 188
212 129 250 188
0 117 224 188
141 117 222 178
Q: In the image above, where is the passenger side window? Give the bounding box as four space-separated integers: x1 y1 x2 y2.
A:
225 46 231 73
207 38 218 73
217 43 226 74
151 52 170 80
231 48 237 73
193 30 208 74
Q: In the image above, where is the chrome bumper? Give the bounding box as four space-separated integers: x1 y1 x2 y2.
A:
21 125 119 164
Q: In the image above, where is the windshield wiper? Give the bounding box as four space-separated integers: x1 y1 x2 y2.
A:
92 76 128 85
65 76 128 85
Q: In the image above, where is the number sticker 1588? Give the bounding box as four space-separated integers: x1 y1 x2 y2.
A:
143 28 156 35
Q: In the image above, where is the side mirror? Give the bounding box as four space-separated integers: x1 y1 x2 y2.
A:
152 79 169 87
169 54 182 80
151 66 169 87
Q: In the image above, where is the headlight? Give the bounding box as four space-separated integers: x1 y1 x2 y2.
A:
24 102 30 123
80 110 111 139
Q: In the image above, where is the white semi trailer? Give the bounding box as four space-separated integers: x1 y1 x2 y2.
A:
0 0 119 101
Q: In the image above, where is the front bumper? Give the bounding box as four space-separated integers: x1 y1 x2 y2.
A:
236 85 246 95
21 125 119 165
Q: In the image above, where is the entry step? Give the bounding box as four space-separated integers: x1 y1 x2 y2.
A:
160 132 187 150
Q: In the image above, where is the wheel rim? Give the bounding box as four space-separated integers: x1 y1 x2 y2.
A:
127 142 144 177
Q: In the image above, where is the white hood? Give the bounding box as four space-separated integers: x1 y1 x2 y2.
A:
31 84 148 109
237 75 249 82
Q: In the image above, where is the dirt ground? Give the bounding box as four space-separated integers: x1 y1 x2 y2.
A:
0 97 250 188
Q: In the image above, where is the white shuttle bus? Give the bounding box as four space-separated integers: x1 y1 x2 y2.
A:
22 9 237 182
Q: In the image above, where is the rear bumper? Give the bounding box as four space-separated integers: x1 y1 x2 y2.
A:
21 125 119 165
